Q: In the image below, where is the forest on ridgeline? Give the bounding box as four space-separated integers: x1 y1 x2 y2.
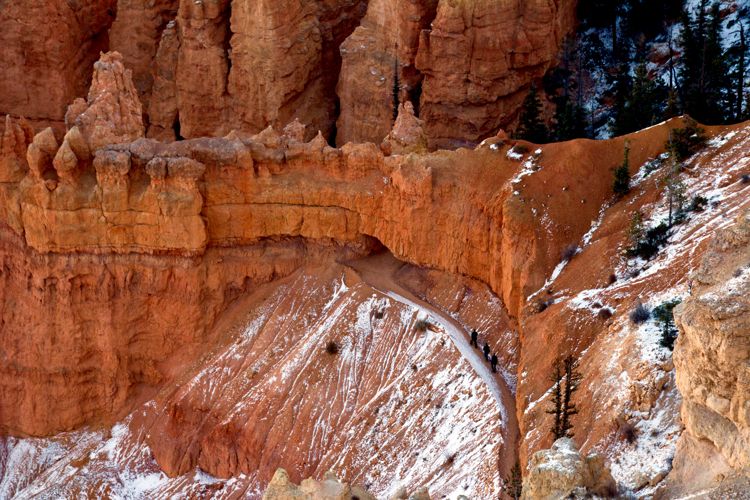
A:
516 0 750 142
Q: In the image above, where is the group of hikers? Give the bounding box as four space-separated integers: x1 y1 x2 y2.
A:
470 329 499 373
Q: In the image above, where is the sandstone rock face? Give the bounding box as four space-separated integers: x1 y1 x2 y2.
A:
521 438 616 499
0 113 690 456
150 0 366 140
0 0 573 149
1 0 573 148
142 261 505 496
147 19 181 141
0 0 116 122
0 227 376 436
336 0 439 145
108 0 179 109
0 116 34 183
3 116 678 319
674 209 750 470
170 0 232 138
0 116 34 233
226 0 361 141
415 0 577 149
336 0 577 148
66 51 145 153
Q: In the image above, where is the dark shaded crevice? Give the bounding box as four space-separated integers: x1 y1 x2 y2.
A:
223 0 233 88
328 98 340 147
173 113 184 141
319 0 369 139
409 80 423 118
402 0 439 121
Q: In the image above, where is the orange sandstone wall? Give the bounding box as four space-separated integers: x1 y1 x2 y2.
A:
0 103 677 438
0 0 116 123
0 0 575 148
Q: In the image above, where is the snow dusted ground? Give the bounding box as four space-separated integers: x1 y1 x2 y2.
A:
0 418 255 499
0 264 505 499
383 290 505 413
524 123 750 497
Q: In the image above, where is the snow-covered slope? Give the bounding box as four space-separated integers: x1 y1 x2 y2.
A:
518 121 750 497
0 262 512 499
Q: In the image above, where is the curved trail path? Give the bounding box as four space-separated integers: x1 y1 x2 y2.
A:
345 252 519 474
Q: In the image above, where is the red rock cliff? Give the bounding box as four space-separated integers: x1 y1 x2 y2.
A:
0 0 575 148
0 52 684 439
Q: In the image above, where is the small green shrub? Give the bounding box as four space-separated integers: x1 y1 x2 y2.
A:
613 143 632 198
501 461 523 500
561 244 579 262
654 299 681 350
688 194 708 212
615 418 638 444
627 222 670 260
641 157 664 177
666 118 707 162
630 302 651 324
536 298 554 313
415 319 430 332
325 341 339 355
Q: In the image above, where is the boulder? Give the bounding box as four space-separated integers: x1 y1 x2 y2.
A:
521 438 616 499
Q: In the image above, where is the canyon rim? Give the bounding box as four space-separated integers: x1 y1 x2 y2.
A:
0 0 749 499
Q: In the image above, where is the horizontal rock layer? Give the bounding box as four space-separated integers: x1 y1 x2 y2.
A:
0 109 680 439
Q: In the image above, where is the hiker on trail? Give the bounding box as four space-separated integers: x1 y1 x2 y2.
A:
470 329 478 347
483 343 490 361
490 353 498 373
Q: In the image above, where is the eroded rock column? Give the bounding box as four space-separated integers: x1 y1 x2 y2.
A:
336 0 439 146
415 0 577 149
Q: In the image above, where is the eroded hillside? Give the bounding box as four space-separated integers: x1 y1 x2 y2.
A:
0 42 749 499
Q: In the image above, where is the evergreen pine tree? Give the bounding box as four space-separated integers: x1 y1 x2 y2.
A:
392 59 400 123
547 354 581 440
554 96 575 141
679 1 707 119
613 142 632 197
560 355 581 439
679 1 732 124
516 84 549 143
616 62 663 134
554 96 589 141
733 22 747 120
703 2 731 122
630 62 661 128
628 211 645 248
546 359 564 439
574 103 588 138
665 171 687 226
611 64 633 136
501 461 523 500
665 87 681 119
664 138 687 226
